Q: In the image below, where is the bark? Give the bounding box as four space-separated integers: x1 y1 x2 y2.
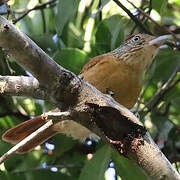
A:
0 16 179 180
0 76 46 99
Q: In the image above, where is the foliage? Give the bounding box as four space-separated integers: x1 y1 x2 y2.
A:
0 0 180 179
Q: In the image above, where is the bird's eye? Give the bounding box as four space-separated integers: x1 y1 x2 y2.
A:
133 35 141 41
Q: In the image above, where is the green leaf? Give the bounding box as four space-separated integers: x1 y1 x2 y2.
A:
56 0 80 36
0 139 12 155
19 11 44 35
143 49 180 103
31 34 57 53
112 150 147 180
0 172 26 180
171 96 180 110
95 15 124 54
79 144 112 180
149 49 180 81
25 169 74 180
60 23 84 49
0 116 21 130
52 134 76 157
152 0 168 15
54 48 89 74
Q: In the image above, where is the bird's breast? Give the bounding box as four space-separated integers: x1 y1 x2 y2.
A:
82 55 144 108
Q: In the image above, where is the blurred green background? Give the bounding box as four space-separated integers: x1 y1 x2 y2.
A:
0 0 179 179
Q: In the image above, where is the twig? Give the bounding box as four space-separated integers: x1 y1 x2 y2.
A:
112 0 151 34
13 0 57 24
139 65 180 114
142 0 152 25
0 120 53 164
43 111 72 122
5 58 15 74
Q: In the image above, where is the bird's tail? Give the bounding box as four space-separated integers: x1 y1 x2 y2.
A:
2 116 57 153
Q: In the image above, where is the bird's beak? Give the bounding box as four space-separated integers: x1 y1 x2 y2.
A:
149 34 173 47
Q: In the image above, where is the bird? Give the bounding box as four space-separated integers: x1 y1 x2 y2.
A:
2 33 171 153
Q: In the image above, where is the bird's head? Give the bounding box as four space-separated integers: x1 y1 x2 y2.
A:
112 33 172 70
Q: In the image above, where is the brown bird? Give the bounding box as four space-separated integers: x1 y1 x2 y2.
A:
2 33 171 153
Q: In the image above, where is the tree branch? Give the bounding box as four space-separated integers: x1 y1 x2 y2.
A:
0 75 46 99
0 16 179 179
0 16 62 90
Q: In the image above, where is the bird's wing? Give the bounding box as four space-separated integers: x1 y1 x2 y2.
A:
80 53 114 74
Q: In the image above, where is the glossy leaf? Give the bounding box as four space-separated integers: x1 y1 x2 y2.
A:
79 144 111 180
152 0 168 15
56 0 80 36
112 150 147 180
95 15 124 54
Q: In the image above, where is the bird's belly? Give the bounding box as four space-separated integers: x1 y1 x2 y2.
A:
101 71 142 108
83 60 143 109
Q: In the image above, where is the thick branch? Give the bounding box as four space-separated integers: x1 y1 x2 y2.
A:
0 16 179 179
127 133 180 179
0 16 62 88
0 75 46 99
